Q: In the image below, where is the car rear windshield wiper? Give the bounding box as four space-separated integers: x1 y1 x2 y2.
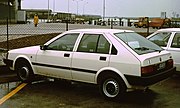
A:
135 47 162 53
134 47 150 51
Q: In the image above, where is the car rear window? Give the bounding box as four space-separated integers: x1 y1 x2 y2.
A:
114 32 162 55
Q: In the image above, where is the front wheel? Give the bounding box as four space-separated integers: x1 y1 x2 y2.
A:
99 75 126 100
16 60 34 82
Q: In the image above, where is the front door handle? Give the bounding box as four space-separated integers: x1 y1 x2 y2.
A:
64 53 70 57
99 56 106 61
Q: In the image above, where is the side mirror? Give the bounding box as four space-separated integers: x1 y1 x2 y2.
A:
40 45 48 50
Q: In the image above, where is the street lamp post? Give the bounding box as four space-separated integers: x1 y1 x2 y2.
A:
102 0 106 26
53 0 55 12
68 0 70 13
8 0 11 24
83 1 88 15
103 0 105 19
48 0 50 22
67 0 70 31
73 0 83 15
76 1 79 15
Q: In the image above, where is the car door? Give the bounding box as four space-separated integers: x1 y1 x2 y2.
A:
166 32 180 71
35 33 79 79
71 33 111 83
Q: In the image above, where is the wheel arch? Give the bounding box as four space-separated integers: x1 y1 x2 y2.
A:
13 55 36 74
95 67 131 88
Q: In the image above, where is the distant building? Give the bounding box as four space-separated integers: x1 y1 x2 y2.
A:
161 12 167 19
0 0 100 24
21 9 52 19
0 0 21 24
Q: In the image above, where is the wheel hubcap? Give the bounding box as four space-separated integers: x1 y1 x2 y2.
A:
103 79 119 97
19 67 29 80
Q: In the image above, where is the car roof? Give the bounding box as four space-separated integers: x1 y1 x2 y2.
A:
66 29 134 33
157 28 180 32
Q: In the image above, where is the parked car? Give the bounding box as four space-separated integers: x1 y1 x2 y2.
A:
147 28 180 72
3 29 175 100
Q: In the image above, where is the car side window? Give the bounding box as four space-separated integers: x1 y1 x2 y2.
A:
47 34 79 51
97 35 110 54
171 33 180 48
148 32 171 47
111 45 118 55
77 34 110 54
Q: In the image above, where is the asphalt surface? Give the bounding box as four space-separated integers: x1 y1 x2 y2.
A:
0 75 180 108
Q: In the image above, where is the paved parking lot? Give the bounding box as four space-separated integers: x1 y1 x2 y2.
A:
0 23 155 44
0 75 180 108
0 22 156 35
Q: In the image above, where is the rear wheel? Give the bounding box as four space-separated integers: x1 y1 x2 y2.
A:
99 74 127 100
16 60 34 82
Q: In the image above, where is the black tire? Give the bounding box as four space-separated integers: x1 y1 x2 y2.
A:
16 60 34 82
99 74 127 100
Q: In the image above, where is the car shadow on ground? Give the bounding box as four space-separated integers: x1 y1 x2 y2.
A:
30 79 158 105
6 78 171 108
3 71 180 107
121 89 158 104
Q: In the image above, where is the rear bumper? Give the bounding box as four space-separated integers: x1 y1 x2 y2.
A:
125 67 176 86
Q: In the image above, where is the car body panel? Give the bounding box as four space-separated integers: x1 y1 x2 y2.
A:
166 48 180 71
35 50 73 79
8 46 39 71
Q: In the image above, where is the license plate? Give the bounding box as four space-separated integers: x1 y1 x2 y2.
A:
157 62 166 70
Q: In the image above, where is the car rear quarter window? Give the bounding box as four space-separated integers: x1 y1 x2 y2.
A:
111 45 118 55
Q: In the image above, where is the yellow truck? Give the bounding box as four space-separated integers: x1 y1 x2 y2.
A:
134 17 171 29
134 17 149 28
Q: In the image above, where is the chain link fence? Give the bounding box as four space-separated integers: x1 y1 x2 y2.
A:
0 17 179 65
0 19 121 65
0 18 119 65
1 18 180 51
0 19 128 50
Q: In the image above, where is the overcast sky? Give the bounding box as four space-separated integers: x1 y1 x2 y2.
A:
21 0 180 18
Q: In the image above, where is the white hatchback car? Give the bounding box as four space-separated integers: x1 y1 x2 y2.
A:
3 29 175 99
147 28 180 72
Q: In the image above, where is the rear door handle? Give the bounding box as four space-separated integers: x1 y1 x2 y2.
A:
64 53 70 57
99 56 106 61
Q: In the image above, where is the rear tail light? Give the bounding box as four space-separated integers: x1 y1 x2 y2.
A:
141 59 174 76
166 59 173 69
141 65 155 75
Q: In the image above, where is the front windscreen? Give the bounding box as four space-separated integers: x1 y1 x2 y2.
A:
114 32 163 55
